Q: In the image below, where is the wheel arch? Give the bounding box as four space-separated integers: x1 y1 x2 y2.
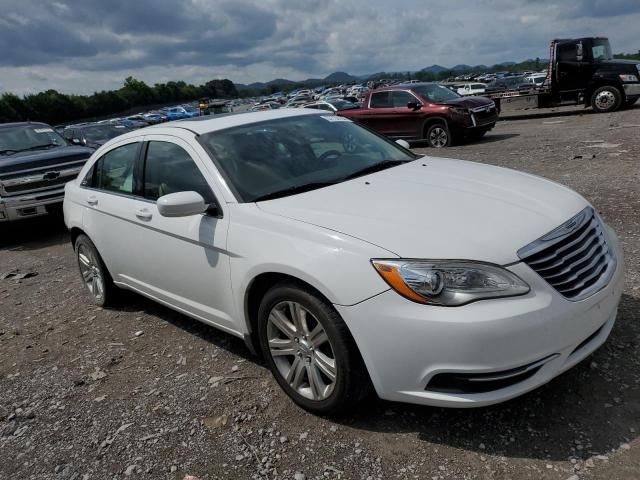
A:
422 116 450 138
586 80 625 106
243 272 335 357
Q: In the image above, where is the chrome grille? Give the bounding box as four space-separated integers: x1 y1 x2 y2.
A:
517 207 616 301
0 161 84 197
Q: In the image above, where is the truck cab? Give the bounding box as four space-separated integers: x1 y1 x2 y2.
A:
550 37 640 111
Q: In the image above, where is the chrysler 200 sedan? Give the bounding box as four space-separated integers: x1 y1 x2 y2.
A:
63 109 623 414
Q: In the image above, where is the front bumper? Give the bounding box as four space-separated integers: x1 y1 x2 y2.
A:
336 236 624 408
623 83 640 97
0 187 65 222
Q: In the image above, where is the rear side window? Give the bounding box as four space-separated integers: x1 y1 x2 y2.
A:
143 141 214 203
370 92 392 108
93 142 139 194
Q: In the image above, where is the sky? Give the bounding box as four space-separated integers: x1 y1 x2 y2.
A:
0 0 639 96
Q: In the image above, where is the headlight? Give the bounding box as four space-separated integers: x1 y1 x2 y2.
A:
619 74 638 82
371 259 530 306
450 107 469 115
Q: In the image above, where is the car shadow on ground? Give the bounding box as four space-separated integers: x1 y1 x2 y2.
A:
411 133 520 150
333 292 640 462
0 212 69 252
108 289 256 363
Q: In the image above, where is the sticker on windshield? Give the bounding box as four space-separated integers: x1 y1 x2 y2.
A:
33 128 54 133
321 115 352 122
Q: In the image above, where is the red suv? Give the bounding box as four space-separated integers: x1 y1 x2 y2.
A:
337 83 498 147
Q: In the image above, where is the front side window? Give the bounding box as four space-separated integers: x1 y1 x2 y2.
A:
143 141 214 203
93 142 139 194
199 114 415 202
391 91 418 108
592 39 612 61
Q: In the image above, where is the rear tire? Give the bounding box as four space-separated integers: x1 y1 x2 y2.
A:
257 281 371 415
75 234 115 307
425 123 452 148
590 86 622 113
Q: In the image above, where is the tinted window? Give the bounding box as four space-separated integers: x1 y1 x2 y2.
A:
558 43 577 62
391 91 417 108
143 141 214 203
370 92 392 108
412 84 461 102
94 143 138 194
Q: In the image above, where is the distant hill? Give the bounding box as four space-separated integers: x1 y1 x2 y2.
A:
237 71 358 90
420 64 448 74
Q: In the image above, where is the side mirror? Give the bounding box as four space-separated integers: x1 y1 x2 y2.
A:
407 101 421 111
576 41 583 62
157 191 206 217
395 139 411 149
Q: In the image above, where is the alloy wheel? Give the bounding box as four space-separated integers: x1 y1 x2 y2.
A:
429 127 448 147
267 301 337 401
595 90 616 110
78 245 105 301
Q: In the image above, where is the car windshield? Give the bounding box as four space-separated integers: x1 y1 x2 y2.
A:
411 84 461 102
83 125 128 143
199 114 416 202
592 39 612 61
329 100 358 110
0 125 66 156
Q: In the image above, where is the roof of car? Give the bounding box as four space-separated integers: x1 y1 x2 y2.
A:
148 108 324 135
0 121 49 129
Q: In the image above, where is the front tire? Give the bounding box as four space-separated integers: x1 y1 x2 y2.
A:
75 234 115 307
591 86 622 113
257 282 370 415
425 123 452 148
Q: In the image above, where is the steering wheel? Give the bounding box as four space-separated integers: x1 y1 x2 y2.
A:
318 149 343 162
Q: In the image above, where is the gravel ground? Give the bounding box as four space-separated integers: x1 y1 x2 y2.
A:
1 104 639 480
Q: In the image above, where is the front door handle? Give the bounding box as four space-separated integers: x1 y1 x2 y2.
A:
135 208 152 221
87 195 98 206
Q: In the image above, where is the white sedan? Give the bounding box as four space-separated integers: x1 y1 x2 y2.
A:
64 109 623 414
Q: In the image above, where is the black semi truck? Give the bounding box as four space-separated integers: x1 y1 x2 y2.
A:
489 37 640 113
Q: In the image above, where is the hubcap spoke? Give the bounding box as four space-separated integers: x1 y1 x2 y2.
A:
287 301 309 335
314 351 336 382
269 309 296 339
309 324 328 348
306 364 324 400
268 338 296 356
79 253 91 268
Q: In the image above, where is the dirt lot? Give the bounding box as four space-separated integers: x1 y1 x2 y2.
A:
1 105 639 480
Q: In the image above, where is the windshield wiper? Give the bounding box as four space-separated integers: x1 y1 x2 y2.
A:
341 160 409 182
253 182 336 202
20 143 59 152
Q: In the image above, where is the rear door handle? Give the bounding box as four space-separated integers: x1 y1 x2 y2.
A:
87 195 98 206
135 208 152 221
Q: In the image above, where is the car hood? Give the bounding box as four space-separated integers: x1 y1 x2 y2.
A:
434 96 494 108
0 145 93 174
257 158 588 265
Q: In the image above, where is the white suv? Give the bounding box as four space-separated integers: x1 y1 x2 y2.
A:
64 109 623 414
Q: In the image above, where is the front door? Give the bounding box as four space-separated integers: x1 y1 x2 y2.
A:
120 136 236 333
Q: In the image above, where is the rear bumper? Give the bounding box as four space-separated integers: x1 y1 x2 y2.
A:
335 236 624 408
623 83 640 97
0 187 65 222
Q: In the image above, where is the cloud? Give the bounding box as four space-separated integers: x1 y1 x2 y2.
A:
0 0 638 95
